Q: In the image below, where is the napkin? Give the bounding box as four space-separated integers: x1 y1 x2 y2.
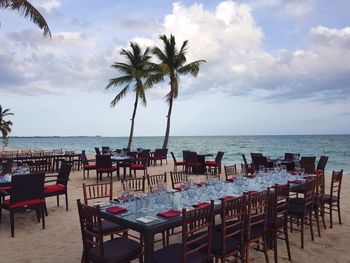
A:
106 206 128 214
226 178 235 182
192 202 209 208
303 176 315 180
289 180 303 184
196 182 207 187
289 170 297 175
246 175 256 179
174 186 189 191
157 210 181 218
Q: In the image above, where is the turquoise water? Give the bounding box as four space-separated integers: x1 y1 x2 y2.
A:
6 135 350 172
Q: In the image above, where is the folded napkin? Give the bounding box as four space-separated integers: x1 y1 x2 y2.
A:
289 170 297 175
196 182 207 187
226 178 235 182
314 169 323 175
157 210 181 218
192 202 209 208
289 180 303 184
303 176 315 180
246 175 256 179
106 206 128 214
0 173 6 176
174 186 189 191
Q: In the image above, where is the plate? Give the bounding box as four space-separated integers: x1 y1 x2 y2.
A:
136 216 158 223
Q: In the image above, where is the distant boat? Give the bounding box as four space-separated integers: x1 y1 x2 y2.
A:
95 135 101 137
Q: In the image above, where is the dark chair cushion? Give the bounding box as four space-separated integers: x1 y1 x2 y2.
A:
321 194 338 204
101 219 128 235
246 224 264 241
154 243 206 263
88 237 142 263
267 217 285 228
211 230 241 256
288 203 310 217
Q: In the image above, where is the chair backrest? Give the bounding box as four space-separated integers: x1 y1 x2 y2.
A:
11 172 45 205
170 151 177 162
186 151 199 163
138 150 150 165
101 146 110 154
57 162 72 187
251 156 268 170
94 147 101 155
121 177 145 193
95 155 112 169
330 170 343 201
224 165 237 181
284 153 294 160
301 178 316 212
81 150 89 166
316 156 328 171
300 156 316 169
77 199 104 258
182 201 214 262
220 196 244 255
170 171 188 189
182 150 191 162
215 151 224 163
241 154 248 166
82 182 113 205
153 149 163 157
245 190 270 241
147 173 167 192
250 153 263 158
127 151 137 158
160 148 168 158
272 184 290 221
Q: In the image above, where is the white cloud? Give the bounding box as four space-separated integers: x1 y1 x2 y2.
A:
37 0 61 13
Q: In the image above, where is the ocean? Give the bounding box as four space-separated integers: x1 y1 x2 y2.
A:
5 135 350 172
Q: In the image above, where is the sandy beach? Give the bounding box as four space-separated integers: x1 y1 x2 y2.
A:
0 157 349 263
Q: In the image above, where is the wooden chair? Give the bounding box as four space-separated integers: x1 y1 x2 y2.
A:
241 154 254 175
0 172 46 237
244 190 270 263
288 178 316 248
321 170 343 228
82 182 128 239
95 155 116 182
170 152 185 172
130 151 149 177
76 199 143 263
121 177 145 194
94 147 101 156
268 184 291 263
213 196 245 262
300 156 316 174
224 164 237 182
154 201 214 263
251 156 271 170
44 161 72 215
205 151 224 174
184 151 201 174
147 173 167 193
150 149 168 166
81 150 96 180
117 151 137 179
170 171 189 190
316 156 328 173
313 173 327 236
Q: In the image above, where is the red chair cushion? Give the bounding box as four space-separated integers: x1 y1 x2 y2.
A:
97 167 117 172
83 164 96 170
44 184 66 194
186 162 201 166
205 161 218 166
175 161 186 165
3 198 44 209
130 164 145 169
0 186 11 191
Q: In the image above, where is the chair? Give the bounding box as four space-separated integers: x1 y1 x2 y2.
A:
153 201 214 263
82 182 128 239
95 155 117 182
316 156 329 172
241 154 254 175
150 149 168 166
101 146 110 154
184 151 201 174
205 151 224 174
147 173 167 192
170 171 189 190
44 161 72 215
244 190 270 263
284 153 294 160
94 147 101 156
212 196 245 262
77 199 143 263
130 151 149 177
268 184 291 263
251 156 271 170
121 177 145 194
171 152 185 172
81 150 96 180
299 156 316 174
0 172 46 237
321 169 343 228
224 164 237 182
288 178 316 248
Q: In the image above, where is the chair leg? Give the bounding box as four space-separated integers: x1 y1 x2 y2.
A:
337 202 342 224
44 201 48 216
41 205 45 229
315 207 321 237
301 217 304 248
284 223 291 261
57 195 60 207
330 203 333 228
10 210 14 237
83 169 85 180
273 229 278 263
263 238 269 263
65 192 69 211
321 204 327 229
309 214 314 242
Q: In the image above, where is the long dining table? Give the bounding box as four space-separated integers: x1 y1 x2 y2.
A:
100 170 314 263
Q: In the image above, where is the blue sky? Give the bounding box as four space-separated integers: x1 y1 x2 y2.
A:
0 0 350 136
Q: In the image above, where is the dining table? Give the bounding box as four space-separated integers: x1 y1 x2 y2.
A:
100 169 315 263
110 155 136 178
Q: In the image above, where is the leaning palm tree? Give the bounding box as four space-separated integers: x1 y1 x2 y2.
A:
152 34 206 149
0 105 14 146
0 0 51 37
106 42 154 149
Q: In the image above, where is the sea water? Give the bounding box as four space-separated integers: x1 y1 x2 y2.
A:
6 135 350 172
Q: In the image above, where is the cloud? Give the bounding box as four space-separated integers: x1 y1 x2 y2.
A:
36 0 61 13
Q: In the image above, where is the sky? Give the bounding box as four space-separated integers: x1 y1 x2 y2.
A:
0 0 350 136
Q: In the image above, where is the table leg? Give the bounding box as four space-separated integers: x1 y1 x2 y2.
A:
143 233 155 263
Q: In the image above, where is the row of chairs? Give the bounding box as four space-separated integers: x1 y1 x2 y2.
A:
0 162 72 237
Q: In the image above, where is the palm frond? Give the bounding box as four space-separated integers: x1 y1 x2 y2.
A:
177 60 206 77
106 75 133 90
110 85 129 107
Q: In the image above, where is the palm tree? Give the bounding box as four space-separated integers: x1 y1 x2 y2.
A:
0 105 14 146
152 34 206 149
106 42 154 150
0 0 51 37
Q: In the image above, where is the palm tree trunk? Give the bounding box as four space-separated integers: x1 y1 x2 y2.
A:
127 94 138 149
162 96 173 149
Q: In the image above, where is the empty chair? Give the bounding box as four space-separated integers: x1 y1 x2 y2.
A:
205 151 224 174
321 169 343 228
170 152 185 172
77 199 143 263
170 171 189 190
299 156 316 174
147 173 167 192
0 172 46 237
121 177 145 194
95 155 117 182
130 151 149 177
101 146 110 154
94 147 101 156
241 154 254 175
153 201 214 263
316 156 329 173
250 152 263 158
284 153 294 160
251 155 270 170
184 151 201 174
44 161 72 215
224 164 237 182
81 150 96 180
